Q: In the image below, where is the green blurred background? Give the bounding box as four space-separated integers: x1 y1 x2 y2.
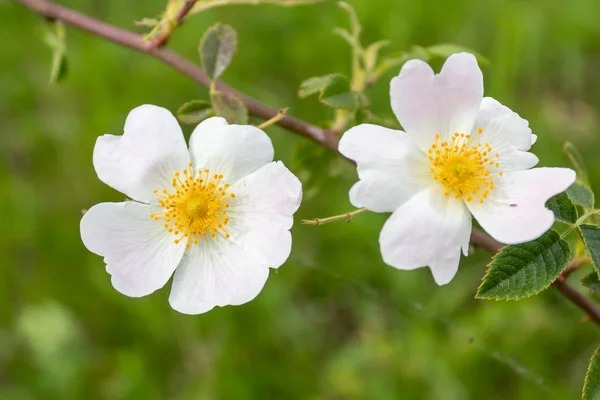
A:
2 0 600 398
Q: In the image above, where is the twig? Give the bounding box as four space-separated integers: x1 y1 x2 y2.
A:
147 0 199 49
190 0 330 15
257 107 288 129
15 0 600 327
301 207 367 226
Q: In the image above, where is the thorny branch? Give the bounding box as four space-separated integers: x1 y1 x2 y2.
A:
15 0 600 327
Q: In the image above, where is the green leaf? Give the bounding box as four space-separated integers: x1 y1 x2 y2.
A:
177 100 213 124
583 345 600 400
567 181 594 208
211 91 248 124
337 1 361 37
564 141 588 184
476 230 570 300
580 225 600 275
425 43 490 66
50 52 68 83
582 273 600 296
299 74 360 109
545 192 577 224
199 23 237 81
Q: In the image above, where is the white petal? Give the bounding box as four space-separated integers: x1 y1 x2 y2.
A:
189 117 274 184
338 124 429 212
168 237 269 315
390 53 483 151
379 188 472 285
472 97 534 153
531 134 538 146
93 105 190 204
496 150 539 173
466 168 576 244
227 161 302 268
80 202 186 297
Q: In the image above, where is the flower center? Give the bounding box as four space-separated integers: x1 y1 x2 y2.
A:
150 162 235 247
428 129 501 203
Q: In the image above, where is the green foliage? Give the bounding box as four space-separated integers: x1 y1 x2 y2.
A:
42 21 68 83
545 192 578 224
476 230 570 300
199 23 237 81
583 345 600 400
211 91 248 124
582 273 600 296
564 142 589 184
298 74 362 110
568 181 595 208
177 100 214 124
580 225 600 275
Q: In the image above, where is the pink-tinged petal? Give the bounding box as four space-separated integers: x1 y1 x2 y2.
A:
93 105 190 204
189 117 274 184
227 161 302 268
379 188 472 285
168 236 269 315
390 53 483 151
80 202 186 297
467 168 576 244
339 123 429 212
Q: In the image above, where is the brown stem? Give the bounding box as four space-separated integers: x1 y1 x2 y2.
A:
16 0 600 327
148 0 199 49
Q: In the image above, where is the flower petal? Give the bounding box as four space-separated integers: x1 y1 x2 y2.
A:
80 201 186 297
379 188 472 285
390 53 483 151
168 237 269 315
189 117 274 184
472 97 535 153
338 124 429 212
466 167 576 244
227 161 302 268
93 105 190 204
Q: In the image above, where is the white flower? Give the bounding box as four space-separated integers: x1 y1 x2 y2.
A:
338 53 576 285
80 105 302 314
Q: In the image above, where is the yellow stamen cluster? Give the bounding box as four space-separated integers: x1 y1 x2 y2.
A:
150 162 235 247
428 128 501 203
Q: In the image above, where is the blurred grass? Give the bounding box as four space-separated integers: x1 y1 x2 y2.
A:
2 0 600 398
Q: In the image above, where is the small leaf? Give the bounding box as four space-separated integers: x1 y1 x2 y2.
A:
199 23 237 81
582 273 600 296
583 345 600 400
564 142 588 184
567 181 594 208
580 225 600 275
50 52 68 83
545 192 577 224
425 44 490 66
211 91 248 124
337 1 361 37
476 230 570 300
319 74 357 109
177 100 213 124
299 74 340 98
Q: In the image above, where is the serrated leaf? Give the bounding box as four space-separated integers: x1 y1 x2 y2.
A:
199 23 237 81
580 225 600 275
583 345 600 400
545 192 577 224
476 230 570 300
582 273 600 296
564 141 588 184
177 100 213 124
567 181 594 208
298 74 341 98
425 44 490 66
211 91 248 124
319 74 355 109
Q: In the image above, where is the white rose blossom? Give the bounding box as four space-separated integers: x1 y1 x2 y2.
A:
80 105 302 314
339 53 576 285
